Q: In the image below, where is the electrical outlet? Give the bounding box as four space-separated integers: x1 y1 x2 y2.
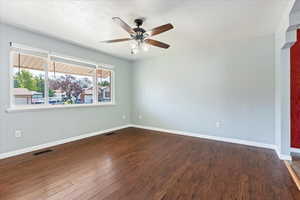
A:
122 115 126 120
215 121 221 128
15 130 22 138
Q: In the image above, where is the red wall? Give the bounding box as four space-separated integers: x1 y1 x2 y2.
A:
291 29 300 148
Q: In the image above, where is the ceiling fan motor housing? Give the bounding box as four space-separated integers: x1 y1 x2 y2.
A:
134 18 144 27
133 19 147 40
133 19 146 41
133 28 146 39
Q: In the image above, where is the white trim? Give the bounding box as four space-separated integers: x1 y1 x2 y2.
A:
129 124 291 160
275 148 292 160
50 52 114 69
0 125 131 160
96 67 115 104
9 45 116 110
131 125 275 149
6 102 116 113
10 42 114 69
92 68 97 103
111 69 116 104
50 52 98 67
9 50 14 107
281 155 292 160
10 42 49 54
44 54 50 105
276 147 292 160
96 63 114 69
291 147 300 154
0 124 291 161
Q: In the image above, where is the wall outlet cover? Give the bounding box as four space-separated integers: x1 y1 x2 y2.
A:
15 130 22 138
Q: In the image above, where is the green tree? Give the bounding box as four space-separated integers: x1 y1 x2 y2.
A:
98 80 110 87
49 75 83 103
49 89 55 97
14 70 37 91
14 69 54 96
34 75 44 92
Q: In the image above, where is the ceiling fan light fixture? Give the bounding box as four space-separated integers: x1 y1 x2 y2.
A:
131 47 139 55
130 40 140 55
129 40 138 49
141 42 149 52
130 40 149 54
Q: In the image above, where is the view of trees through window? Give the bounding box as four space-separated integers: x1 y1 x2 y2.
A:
97 69 112 102
48 61 94 105
11 51 113 106
12 53 46 105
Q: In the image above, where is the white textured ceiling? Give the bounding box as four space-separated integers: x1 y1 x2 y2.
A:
0 0 289 61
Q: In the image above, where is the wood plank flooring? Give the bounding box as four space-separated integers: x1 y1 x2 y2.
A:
291 154 300 178
0 128 299 200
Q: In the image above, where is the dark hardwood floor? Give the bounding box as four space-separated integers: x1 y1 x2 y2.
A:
291 153 300 178
0 128 299 200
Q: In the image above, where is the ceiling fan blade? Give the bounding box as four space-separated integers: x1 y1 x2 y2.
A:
101 38 132 43
146 23 174 37
112 17 135 35
145 39 170 49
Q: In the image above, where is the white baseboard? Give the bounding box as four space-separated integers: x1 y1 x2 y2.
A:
0 124 131 160
130 124 275 149
130 124 291 160
0 124 292 161
276 147 292 160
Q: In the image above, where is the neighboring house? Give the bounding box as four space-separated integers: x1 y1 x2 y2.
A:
81 88 93 103
98 86 111 102
79 87 111 103
13 88 43 105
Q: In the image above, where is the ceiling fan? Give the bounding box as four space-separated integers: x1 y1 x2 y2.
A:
101 17 174 54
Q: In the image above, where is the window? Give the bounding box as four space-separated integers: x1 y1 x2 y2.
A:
12 52 47 105
97 68 112 103
48 61 95 105
10 46 114 108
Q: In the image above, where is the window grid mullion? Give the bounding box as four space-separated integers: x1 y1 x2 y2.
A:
9 51 15 107
44 54 50 105
93 67 98 104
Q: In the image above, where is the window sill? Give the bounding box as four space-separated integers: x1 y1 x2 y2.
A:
6 103 116 113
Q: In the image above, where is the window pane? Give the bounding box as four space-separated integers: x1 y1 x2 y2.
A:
12 52 46 105
97 69 112 103
48 61 94 105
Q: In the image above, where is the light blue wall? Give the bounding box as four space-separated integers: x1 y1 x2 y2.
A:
132 35 275 144
0 24 132 153
0 23 277 155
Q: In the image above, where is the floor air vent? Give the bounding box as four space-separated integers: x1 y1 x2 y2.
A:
33 149 53 156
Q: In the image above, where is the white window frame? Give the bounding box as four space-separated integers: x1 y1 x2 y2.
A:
96 65 115 105
7 43 115 113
